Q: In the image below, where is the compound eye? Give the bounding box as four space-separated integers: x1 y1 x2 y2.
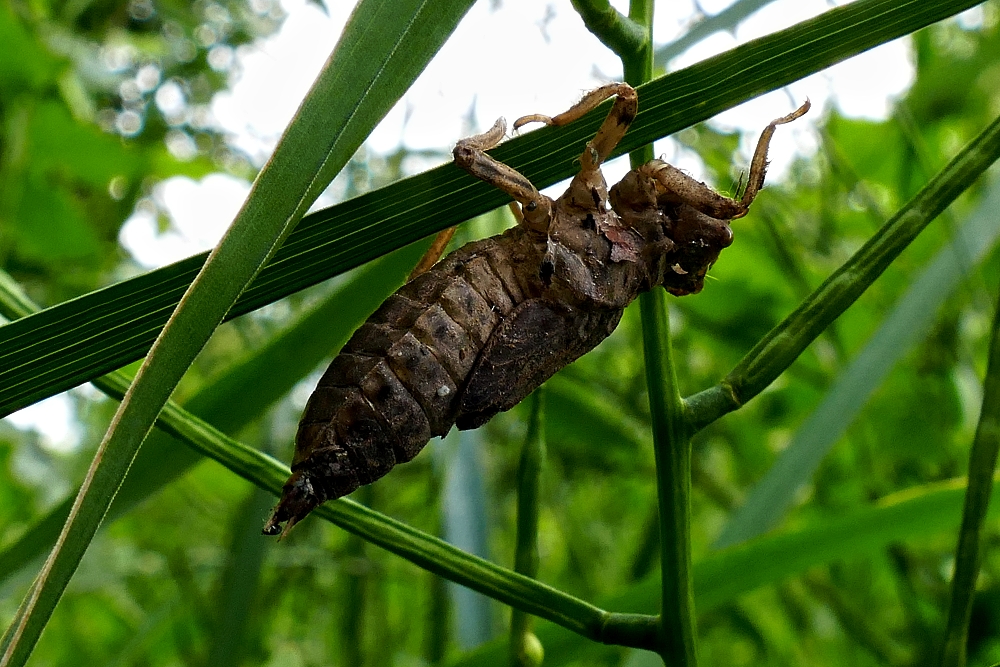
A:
525 201 537 212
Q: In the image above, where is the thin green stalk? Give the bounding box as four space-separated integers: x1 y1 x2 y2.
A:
0 3 476 664
626 1 698 664
940 284 1000 666
578 0 698 660
640 290 697 666
714 177 1000 549
686 109 1000 431
510 390 546 667
569 0 645 57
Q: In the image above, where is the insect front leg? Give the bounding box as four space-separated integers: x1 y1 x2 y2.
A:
453 118 553 233
642 100 811 220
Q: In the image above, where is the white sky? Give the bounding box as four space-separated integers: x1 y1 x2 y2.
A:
9 0 958 450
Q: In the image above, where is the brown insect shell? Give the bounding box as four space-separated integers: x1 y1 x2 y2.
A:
265 164 650 536
540 160 647 310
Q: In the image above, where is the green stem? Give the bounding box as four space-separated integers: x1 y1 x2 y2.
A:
640 290 697 666
510 390 546 667
579 0 699 661
87 369 668 650
686 109 1000 431
570 0 646 57
940 284 1000 667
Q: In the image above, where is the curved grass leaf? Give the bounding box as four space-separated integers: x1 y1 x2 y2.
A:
0 0 475 663
0 0 982 420
715 176 1000 548
0 242 425 587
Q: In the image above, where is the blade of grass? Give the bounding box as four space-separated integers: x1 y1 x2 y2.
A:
714 175 1000 548
0 0 982 420
0 242 425 587
0 0 476 662
940 284 1000 666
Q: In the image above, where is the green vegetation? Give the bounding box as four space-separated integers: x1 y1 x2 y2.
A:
3 0 1000 665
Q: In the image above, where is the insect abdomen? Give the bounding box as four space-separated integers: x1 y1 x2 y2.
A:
293 233 533 499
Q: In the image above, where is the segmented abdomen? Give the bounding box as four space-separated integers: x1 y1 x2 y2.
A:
293 227 541 500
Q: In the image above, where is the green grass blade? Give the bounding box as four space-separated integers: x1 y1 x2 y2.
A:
0 0 475 662
0 242 424 587
940 290 1000 666
0 0 980 420
714 177 1000 548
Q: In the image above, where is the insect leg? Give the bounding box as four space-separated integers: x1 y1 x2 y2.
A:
453 118 553 232
409 227 457 279
739 100 812 211
642 100 811 220
514 83 637 167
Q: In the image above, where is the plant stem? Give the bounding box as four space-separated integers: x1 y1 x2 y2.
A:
686 109 1000 431
940 283 1000 667
582 0 700 661
510 390 546 667
640 289 697 666
569 0 646 57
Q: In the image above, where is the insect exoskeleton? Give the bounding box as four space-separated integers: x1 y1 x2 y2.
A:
263 84 808 537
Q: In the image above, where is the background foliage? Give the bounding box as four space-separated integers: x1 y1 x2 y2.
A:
3 0 1000 665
